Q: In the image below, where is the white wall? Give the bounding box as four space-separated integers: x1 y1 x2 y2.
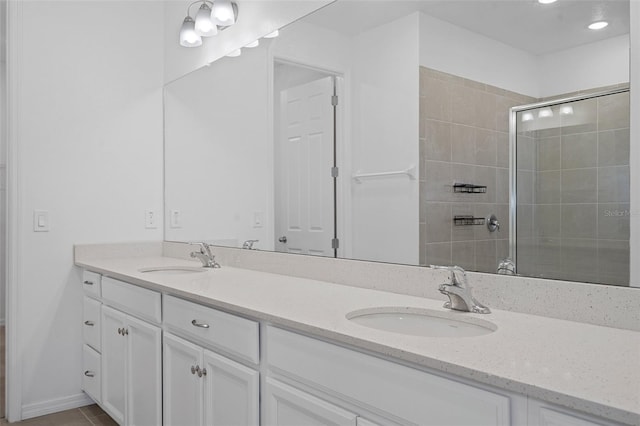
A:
0 0 6 326
350 13 420 265
538 35 630 98
8 1 164 419
164 47 270 249
419 13 540 98
164 0 332 84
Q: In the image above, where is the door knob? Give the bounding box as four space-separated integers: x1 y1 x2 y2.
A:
278 236 287 243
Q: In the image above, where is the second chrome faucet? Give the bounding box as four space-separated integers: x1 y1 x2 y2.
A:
431 265 490 314
190 242 221 268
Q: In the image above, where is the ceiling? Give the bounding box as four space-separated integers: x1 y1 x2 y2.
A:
302 0 630 55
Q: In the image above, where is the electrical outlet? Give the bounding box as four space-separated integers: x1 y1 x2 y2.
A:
145 210 158 229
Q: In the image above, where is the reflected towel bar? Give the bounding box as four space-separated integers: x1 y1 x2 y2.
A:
352 165 416 183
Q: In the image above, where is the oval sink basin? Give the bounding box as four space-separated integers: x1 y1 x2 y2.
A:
138 266 206 275
346 307 496 338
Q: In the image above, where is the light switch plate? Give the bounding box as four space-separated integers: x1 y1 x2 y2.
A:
253 211 264 228
33 210 49 232
170 210 181 228
145 210 158 229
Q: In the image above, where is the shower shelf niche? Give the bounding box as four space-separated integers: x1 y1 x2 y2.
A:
453 215 486 226
453 183 487 193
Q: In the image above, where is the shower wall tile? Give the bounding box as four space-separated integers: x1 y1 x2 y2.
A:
562 238 598 282
476 90 497 130
475 240 497 273
496 168 509 204
535 171 561 204
598 129 630 166
517 205 534 240
598 203 630 240
536 238 563 276
451 241 475 270
561 98 597 135
425 242 451 266
561 132 597 169
451 203 475 242
496 132 509 167
451 164 475 201
534 204 561 238
474 204 498 240
424 119 452 161
516 136 536 171
425 202 452 243
474 166 497 203
598 91 630 130
598 166 630 203
421 76 452 121
598 239 630 285
537 136 561 171
517 170 534 204
496 239 509 263
424 160 452 202
451 124 476 164
476 129 497 166
561 204 597 239
561 169 597 203
451 84 477 126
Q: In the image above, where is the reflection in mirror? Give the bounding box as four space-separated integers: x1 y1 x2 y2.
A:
164 0 632 286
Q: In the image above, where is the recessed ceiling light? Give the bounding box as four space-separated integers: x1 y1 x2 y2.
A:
538 0 557 4
588 21 608 30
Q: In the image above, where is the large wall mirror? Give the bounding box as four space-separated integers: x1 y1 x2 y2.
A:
164 0 633 287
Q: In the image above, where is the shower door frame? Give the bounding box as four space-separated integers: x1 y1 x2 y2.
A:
508 86 630 275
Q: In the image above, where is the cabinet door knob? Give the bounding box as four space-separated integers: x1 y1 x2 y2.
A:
84 370 95 378
117 328 122 335
83 280 94 286
191 320 210 329
124 328 128 336
190 365 196 375
201 367 207 377
84 320 95 326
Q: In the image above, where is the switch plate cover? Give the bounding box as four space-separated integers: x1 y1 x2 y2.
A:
33 210 49 232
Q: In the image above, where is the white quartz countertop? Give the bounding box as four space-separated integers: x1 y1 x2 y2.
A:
76 255 640 425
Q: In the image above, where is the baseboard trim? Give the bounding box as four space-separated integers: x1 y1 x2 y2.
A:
21 392 94 420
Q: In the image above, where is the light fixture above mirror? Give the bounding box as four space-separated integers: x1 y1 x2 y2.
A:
179 0 239 48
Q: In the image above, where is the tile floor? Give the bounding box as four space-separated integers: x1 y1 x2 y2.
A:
0 405 116 425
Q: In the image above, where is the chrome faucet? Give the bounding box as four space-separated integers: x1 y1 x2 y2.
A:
242 239 259 249
189 242 220 268
430 265 490 314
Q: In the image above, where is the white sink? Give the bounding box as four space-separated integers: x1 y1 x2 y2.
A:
138 266 206 275
346 307 496 338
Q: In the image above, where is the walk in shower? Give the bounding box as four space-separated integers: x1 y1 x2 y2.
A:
510 88 630 285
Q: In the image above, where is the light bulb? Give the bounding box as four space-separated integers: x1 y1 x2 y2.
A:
263 30 279 39
538 108 553 118
559 105 574 115
211 0 236 26
180 16 202 47
245 40 259 48
521 112 534 122
588 21 608 30
226 49 242 57
195 3 217 37
538 0 557 4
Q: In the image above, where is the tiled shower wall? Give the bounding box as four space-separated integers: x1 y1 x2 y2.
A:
517 90 630 286
419 67 536 272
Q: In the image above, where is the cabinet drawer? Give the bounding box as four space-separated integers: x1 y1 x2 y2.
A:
164 295 259 364
83 297 101 352
101 277 161 324
267 327 510 426
82 345 101 403
82 271 101 298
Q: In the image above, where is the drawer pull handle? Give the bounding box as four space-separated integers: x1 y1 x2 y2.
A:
84 370 95 378
83 280 94 286
191 320 210 329
84 321 95 326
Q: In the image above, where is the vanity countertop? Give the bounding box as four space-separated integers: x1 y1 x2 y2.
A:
76 255 640 425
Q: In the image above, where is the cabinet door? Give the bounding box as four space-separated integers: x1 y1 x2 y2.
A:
101 306 126 425
265 378 357 426
202 349 259 426
126 315 162 426
164 333 203 426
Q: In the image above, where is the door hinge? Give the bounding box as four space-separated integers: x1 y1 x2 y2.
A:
331 167 339 178
331 95 338 106
331 238 339 249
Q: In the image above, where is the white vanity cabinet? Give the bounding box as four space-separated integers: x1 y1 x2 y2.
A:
163 296 260 426
81 271 102 404
266 326 512 426
99 277 162 426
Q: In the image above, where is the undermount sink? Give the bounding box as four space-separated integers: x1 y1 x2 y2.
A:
346 307 496 338
138 266 206 275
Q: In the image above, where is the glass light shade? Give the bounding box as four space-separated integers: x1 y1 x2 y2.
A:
263 30 279 39
245 40 259 48
180 16 202 47
559 105 574 115
226 49 242 57
521 112 534 122
538 0 557 4
211 0 236 26
538 108 554 118
195 3 217 37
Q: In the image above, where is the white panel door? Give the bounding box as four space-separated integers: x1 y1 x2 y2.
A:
202 349 259 426
101 306 126 425
126 315 162 426
265 378 357 426
275 76 335 256
163 333 203 426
